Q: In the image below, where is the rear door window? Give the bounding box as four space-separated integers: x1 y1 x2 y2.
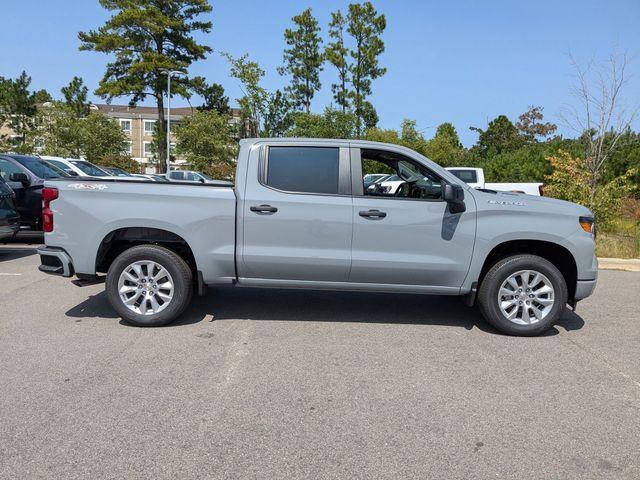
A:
266 146 339 194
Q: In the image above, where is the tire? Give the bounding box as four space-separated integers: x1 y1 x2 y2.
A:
105 245 193 327
477 254 568 336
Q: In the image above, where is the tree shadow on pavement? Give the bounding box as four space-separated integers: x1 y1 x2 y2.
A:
65 286 585 335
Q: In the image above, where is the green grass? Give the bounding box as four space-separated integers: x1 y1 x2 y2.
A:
596 217 640 259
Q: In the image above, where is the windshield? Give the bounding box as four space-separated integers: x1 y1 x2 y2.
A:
70 161 110 176
14 157 64 179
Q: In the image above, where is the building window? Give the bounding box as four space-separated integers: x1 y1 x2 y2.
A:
120 119 132 133
125 141 133 155
144 120 156 135
143 141 154 157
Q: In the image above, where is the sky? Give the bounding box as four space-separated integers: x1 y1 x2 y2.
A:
1 0 639 146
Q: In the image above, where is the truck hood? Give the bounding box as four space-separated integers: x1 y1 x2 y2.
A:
471 189 593 217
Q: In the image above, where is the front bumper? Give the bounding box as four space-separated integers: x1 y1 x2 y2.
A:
575 279 597 300
37 246 74 277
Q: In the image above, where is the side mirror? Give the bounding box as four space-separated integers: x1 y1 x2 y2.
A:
199 178 205 184
9 172 30 186
443 184 465 213
66 170 79 177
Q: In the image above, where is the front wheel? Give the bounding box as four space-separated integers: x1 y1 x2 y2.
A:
105 245 193 327
477 254 568 336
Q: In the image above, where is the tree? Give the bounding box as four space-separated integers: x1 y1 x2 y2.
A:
61 76 90 118
545 150 636 226
39 104 128 162
175 109 237 180
347 2 386 135
424 122 465 167
0 71 39 151
325 11 350 112
286 107 357 139
80 111 129 163
39 102 84 158
278 8 323 113
516 105 557 141
78 0 213 172
471 115 523 156
223 52 268 137
560 52 638 209
263 90 293 137
194 79 229 114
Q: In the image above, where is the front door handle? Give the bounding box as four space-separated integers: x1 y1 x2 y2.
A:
250 204 278 214
359 209 387 219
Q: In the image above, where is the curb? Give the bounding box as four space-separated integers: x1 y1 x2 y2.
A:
598 257 640 272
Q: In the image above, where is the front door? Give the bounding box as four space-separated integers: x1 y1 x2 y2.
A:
349 147 476 290
239 143 353 283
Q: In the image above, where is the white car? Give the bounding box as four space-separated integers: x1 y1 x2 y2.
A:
41 156 112 178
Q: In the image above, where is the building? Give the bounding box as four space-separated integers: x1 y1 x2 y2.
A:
95 104 242 172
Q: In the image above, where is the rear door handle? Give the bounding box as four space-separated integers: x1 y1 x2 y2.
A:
250 204 278 214
359 209 387 219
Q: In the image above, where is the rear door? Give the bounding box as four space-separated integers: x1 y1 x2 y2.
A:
349 146 476 290
239 143 353 282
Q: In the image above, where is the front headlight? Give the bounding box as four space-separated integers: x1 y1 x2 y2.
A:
579 216 595 237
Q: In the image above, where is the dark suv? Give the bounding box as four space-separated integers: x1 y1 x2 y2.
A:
0 175 20 240
0 154 67 231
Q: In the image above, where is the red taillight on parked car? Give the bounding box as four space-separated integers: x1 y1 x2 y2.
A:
42 187 59 233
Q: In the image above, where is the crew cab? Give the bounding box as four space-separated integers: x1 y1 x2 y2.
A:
37 139 597 336
446 167 544 196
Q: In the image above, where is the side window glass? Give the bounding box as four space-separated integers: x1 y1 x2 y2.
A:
361 149 442 200
266 147 339 194
0 160 23 181
186 172 197 181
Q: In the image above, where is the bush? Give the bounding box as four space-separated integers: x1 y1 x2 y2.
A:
98 154 142 174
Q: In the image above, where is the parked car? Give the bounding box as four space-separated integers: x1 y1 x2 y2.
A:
446 167 544 196
0 175 20 240
132 174 171 182
99 166 133 177
363 173 390 189
41 156 112 178
167 170 233 186
0 154 68 230
37 138 597 336
367 173 403 194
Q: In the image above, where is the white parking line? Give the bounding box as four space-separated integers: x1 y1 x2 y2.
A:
0 273 22 276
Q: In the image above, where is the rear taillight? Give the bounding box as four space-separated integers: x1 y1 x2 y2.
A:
538 184 545 196
42 187 58 233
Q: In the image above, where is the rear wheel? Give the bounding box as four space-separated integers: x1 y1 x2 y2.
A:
477 254 568 336
106 245 193 327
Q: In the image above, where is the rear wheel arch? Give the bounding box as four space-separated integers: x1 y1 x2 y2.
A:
477 240 578 301
95 227 197 277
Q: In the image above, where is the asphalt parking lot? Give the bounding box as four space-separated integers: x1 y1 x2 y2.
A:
1 242 639 480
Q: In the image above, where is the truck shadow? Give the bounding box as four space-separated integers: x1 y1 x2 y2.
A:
65 286 585 336
0 246 38 262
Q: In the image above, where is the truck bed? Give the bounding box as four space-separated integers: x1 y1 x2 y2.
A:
44 178 238 284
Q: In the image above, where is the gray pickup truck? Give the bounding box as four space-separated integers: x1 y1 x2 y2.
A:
37 138 597 336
